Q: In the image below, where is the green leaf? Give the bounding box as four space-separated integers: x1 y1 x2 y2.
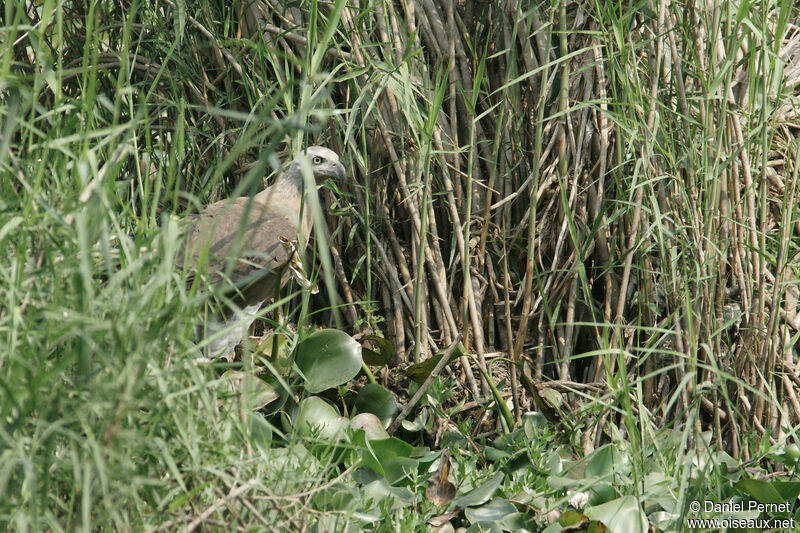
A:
219 371 278 411
585 444 622 478
295 329 363 393
588 483 617 506
406 342 465 383
173 0 186 44
401 407 431 432
383 456 420 485
735 479 800 504
358 435 416 478
463 522 502 533
523 412 548 439
453 471 505 508
257 332 293 375
501 511 539 532
585 495 648 533
370 437 415 462
247 412 273 449
464 497 516 523
355 383 398 426
559 510 589 526
361 334 394 366
362 479 415 509
350 413 390 440
484 447 510 463
309 483 359 511
294 396 350 440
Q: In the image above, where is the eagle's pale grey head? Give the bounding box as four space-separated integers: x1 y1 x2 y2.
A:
293 146 346 182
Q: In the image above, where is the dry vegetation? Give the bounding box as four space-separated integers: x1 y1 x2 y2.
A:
234 0 800 454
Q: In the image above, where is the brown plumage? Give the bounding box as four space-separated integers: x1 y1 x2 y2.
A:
180 201 298 307
178 146 346 358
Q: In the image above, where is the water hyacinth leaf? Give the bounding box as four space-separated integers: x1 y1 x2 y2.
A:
219 371 278 411
295 329 362 393
541 388 563 408
463 521 503 533
406 342 466 382
735 479 800 504
294 396 350 440
359 436 415 478
585 495 648 533
247 412 273 449
559 510 590 526
350 413 390 440
257 332 293 375
464 497 516 523
585 444 622 478
360 348 385 367
362 479 415 509
361 334 394 366
352 431 385 477
355 383 398 426
383 456 421 485
452 471 504 508
501 511 540 532
370 437 415 463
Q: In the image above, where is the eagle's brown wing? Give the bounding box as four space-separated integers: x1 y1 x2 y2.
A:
177 197 299 306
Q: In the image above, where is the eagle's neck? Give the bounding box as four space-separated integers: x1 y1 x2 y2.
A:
252 163 314 246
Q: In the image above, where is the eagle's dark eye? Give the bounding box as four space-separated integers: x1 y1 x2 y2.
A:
312 156 323 165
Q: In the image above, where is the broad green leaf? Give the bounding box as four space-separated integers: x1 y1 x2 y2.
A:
362 479 415 509
383 456 420 485
585 495 648 533
247 412 273 449
294 396 350 440
355 383 399 426
463 521 502 533
257 332 293 375
484 447 510 462
310 483 359 511
370 437 415 462
523 412 548 439
361 334 394 366
735 479 800 504
464 497 516 523
501 511 539 532
453 471 504 508
406 343 466 382
588 483 617 505
359 436 416 478
351 413 390 440
559 510 589 526
585 445 622 478
219 371 278 411
295 329 362 393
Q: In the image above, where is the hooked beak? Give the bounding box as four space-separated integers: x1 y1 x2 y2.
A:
332 161 346 181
